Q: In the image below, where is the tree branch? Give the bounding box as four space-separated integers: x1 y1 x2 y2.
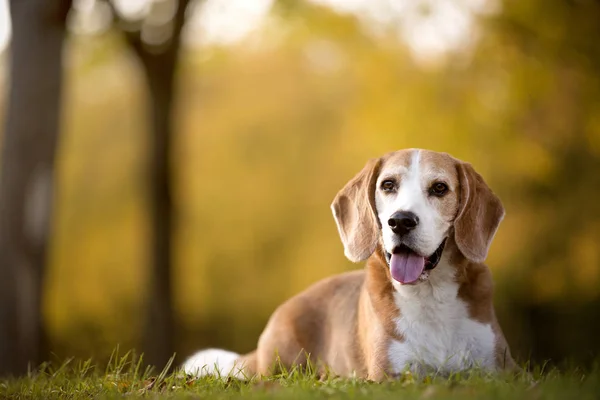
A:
103 0 194 60
171 0 192 43
102 0 145 59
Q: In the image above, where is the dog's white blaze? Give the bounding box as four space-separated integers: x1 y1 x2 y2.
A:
182 349 245 379
376 149 449 256
392 150 424 213
388 256 496 375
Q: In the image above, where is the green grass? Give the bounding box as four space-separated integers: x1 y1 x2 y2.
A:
1 352 599 400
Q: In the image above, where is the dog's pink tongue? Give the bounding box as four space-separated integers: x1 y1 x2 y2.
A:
390 251 425 284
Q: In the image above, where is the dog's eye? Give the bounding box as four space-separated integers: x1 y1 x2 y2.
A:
381 180 396 192
430 182 448 197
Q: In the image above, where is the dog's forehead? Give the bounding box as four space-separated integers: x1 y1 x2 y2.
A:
380 149 458 181
380 149 414 173
419 151 458 177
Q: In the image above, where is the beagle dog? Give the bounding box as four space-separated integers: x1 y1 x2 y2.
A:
183 149 515 379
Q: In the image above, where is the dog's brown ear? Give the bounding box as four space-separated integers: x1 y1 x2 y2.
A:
454 162 505 264
331 158 382 262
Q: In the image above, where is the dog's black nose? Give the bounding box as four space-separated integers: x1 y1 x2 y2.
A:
388 211 419 235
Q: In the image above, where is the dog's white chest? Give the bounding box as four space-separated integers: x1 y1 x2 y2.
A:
388 277 496 375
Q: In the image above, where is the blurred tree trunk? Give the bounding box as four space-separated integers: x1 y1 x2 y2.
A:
0 0 71 376
109 0 192 369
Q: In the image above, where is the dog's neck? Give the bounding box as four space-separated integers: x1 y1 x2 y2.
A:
364 248 402 338
392 254 459 303
364 239 473 335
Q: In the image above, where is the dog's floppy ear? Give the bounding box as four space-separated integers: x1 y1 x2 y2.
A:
454 162 505 264
331 158 382 262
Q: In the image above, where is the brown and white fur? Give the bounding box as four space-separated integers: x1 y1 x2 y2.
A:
182 149 515 380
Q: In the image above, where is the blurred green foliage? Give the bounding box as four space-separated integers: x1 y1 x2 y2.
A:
2 0 598 366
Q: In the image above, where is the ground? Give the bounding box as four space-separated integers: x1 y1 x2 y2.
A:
1 353 599 399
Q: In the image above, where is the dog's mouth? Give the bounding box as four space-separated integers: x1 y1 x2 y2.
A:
385 239 447 285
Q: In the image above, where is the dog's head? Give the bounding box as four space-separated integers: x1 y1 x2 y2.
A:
331 149 504 285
